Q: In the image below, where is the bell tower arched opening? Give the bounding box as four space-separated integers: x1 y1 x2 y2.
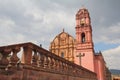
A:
81 33 85 43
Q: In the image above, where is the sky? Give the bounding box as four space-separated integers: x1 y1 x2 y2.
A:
0 0 120 70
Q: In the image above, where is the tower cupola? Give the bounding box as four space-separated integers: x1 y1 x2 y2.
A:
76 8 91 27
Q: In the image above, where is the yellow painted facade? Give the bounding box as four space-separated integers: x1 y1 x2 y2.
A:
49 30 75 62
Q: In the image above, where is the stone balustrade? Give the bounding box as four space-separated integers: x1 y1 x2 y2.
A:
0 42 97 80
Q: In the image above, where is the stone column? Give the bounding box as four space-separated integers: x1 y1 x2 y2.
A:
21 46 32 65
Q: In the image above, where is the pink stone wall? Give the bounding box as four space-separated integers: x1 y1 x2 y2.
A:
94 55 106 80
74 49 95 72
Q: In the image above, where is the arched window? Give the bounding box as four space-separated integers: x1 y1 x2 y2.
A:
61 52 64 58
81 33 85 43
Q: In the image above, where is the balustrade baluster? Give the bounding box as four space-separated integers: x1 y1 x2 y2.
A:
57 60 60 71
67 65 70 73
39 53 44 68
58 61 61 71
63 63 67 74
79 69 81 77
49 57 54 69
78 69 80 76
32 50 38 66
74 69 77 76
71 65 75 75
61 62 64 72
82 69 84 77
78 70 81 77
64 63 67 74
62 62 65 71
54 59 58 70
59 61 63 72
64 63 67 72
69 66 72 75
0 48 11 69
68 65 72 75
44 56 49 68
56 60 59 71
65 64 68 72
10 47 20 66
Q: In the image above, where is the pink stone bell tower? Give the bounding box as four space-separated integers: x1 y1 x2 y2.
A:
74 8 95 72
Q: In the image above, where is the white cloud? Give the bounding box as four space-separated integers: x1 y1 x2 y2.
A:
93 22 120 44
103 46 120 69
0 0 119 45
0 0 75 49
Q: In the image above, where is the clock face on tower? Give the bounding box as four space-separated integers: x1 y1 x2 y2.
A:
80 18 85 25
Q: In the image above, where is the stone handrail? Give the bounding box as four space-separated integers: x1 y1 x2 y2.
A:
0 42 97 79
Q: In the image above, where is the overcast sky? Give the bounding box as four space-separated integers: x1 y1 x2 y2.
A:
0 0 120 70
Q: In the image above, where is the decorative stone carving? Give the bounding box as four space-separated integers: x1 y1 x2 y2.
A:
0 48 11 69
10 47 20 66
49 31 75 62
32 50 38 66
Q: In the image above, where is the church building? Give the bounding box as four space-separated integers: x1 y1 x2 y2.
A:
49 7 111 80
